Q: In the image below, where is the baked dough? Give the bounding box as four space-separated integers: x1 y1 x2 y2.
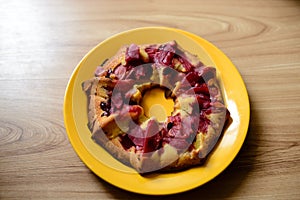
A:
82 41 230 173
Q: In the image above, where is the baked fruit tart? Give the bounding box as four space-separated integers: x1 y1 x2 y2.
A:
82 41 230 173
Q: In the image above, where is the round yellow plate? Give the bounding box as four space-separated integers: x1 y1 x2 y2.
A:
63 27 250 195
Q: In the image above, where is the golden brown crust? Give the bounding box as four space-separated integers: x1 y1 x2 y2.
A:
92 126 132 167
83 41 229 173
162 152 203 171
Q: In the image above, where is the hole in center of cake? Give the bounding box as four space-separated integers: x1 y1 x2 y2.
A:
140 87 174 122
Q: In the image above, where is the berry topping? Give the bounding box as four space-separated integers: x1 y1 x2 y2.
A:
125 44 140 66
154 42 176 66
144 45 158 62
119 134 135 150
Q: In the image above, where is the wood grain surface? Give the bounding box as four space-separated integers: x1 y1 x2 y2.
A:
1 0 300 199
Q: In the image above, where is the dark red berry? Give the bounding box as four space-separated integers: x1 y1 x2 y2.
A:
100 102 107 110
105 69 113 78
167 122 174 130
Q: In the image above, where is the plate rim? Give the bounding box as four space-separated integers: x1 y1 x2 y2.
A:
63 26 250 195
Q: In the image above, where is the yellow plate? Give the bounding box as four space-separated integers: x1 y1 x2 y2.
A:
63 27 250 195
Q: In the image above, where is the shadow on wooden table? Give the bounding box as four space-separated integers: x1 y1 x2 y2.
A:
95 100 260 199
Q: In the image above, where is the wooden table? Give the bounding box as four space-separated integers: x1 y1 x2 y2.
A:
1 0 299 199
